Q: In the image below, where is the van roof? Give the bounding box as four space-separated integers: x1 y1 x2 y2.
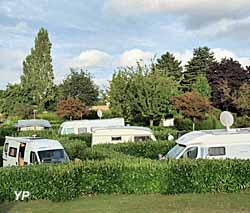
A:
60 118 125 128
92 126 154 135
177 128 250 146
5 136 64 151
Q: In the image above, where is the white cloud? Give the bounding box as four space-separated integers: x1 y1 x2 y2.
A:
0 22 32 34
117 49 154 67
70 49 112 69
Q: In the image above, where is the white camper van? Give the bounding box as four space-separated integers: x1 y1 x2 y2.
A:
161 112 250 160
59 118 125 135
2 137 69 167
92 126 156 146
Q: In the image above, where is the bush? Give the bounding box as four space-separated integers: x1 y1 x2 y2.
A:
174 118 193 131
152 127 178 140
234 115 250 128
196 116 223 130
1 159 250 201
0 127 17 146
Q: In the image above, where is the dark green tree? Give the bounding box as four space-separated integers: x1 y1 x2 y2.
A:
21 28 55 110
155 52 183 80
191 74 211 98
182 47 215 91
58 68 99 106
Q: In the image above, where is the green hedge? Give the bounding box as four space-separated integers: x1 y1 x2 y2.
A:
0 146 3 167
0 127 17 146
1 159 250 201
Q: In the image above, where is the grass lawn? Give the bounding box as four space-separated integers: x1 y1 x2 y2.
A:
1 192 250 213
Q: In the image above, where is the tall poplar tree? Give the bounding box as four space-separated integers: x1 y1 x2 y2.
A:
21 28 55 110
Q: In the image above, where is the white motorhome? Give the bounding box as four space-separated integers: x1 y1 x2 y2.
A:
92 126 156 146
59 118 125 135
161 128 250 160
2 137 69 167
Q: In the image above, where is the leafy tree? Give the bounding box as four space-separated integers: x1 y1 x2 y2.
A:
21 28 55 110
14 103 34 119
155 52 183 80
57 98 89 120
109 67 133 121
233 83 250 115
182 47 215 90
109 63 180 126
191 74 211 98
207 58 250 111
58 68 98 106
0 84 26 115
171 92 211 130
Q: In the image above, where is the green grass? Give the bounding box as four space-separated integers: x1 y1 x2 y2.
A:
1 192 250 213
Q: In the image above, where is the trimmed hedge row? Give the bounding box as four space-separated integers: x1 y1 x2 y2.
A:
1 159 250 201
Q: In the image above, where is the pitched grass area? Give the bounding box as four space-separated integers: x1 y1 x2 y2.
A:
1 192 250 213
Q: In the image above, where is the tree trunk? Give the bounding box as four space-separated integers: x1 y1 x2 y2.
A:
149 119 154 127
192 118 195 131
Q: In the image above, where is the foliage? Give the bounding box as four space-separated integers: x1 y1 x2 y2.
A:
174 118 193 131
13 103 34 119
155 52 183 80
233 83 250 116
182 47 215 91
207 58 250 111
152 127 178 140
0 127 17 146
57 98 89 120
191 74 211 98
58 68 99 106
172 92 211 130
234 115 250 128
1 159 250 201
21 28 55 110
196 116 223 130
109 63 180 126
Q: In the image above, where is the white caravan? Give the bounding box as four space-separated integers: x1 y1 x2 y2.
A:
2 136 69 167
59 118 125 135
161 111 250 160
92 126 156 146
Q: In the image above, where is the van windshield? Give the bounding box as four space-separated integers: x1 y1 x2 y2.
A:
165 144 186 159
38 149 69 163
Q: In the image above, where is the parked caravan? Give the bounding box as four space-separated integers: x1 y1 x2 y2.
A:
92 126 156 146
14 119 52 131
160 112 250 160
2 137 69 167
59 118 125 135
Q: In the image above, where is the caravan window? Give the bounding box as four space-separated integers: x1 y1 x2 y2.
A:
78 128 87 134
134 136 151 142
65 128 74 134
112 136 122 141
9 147 17 157
208 147 225 156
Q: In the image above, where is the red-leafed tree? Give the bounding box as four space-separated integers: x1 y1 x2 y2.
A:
171 91 211 130
57 98 89 120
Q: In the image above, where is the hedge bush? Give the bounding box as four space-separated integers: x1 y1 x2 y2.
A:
0 146 3 167
0 127 17 146
1 159 250 201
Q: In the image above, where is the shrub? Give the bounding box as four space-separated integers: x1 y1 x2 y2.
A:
0 146 3 167
196 116 223 130
0 127 17 146
1 159 250 201
152 127 178 140
174 118 193 131
234 115 250 128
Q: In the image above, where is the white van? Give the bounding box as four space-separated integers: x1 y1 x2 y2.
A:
161 128 250 160
2 136 69 167
92 126 156 146
59 118 125 135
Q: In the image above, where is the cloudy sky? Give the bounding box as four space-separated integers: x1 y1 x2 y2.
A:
1 0 250 89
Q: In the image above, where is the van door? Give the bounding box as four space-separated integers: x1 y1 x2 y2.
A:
18 143 26 166
178 146 199 159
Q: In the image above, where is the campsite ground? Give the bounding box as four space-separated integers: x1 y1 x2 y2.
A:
1 192 250 213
